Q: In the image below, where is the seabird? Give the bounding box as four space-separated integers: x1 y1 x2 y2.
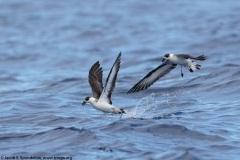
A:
127 54 206 93
82 52 125 118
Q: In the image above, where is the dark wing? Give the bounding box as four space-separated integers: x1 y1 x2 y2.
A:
179 54 206 61
127 61 176 93
98 52 121 104
88 61 103 99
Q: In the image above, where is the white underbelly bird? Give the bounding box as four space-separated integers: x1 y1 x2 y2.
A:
82 52 125 118
127 54 206 93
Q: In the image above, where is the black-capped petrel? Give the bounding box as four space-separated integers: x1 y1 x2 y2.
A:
127 54 206 93
82 52 125 118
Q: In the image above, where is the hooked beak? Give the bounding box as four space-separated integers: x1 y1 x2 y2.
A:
82 101 86 106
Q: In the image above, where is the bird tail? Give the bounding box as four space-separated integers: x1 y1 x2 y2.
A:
194 55 206 61
113 108 126 114
120 108 126 114
187 59 201 72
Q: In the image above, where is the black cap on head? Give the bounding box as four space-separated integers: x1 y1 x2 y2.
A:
164 54 169 58
85 96 90 101
162 54 170 62
82 96 91 106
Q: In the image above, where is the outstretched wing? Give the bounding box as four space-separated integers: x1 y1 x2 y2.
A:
88 61 103 99
127 61 176 93
98 52 121 104
179 54 206 61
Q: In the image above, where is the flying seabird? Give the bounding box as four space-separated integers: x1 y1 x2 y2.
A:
127 54 206 93
82 52 125 118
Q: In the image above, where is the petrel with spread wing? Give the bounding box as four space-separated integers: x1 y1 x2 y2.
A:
82 52 125 118
127 54 206 93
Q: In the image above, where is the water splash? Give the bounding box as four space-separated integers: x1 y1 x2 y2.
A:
122 93 158 119
122 87 197 119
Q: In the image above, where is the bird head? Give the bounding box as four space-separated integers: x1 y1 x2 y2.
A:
162 53 171 62
82 96 91 106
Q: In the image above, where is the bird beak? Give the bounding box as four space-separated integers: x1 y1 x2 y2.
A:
162 58 165 62
82 101 86 106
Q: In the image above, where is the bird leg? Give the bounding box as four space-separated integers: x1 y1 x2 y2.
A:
104 113 107 119
181 66 184 77
119 113 123 119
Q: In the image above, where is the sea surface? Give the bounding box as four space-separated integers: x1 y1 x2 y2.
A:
0 0 240 160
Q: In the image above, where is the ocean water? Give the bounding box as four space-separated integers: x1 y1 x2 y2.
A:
0 0 240 160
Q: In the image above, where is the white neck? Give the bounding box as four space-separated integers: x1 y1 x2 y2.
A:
88 97 97 105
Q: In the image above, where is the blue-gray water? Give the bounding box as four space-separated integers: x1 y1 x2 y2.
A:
0 1 240 160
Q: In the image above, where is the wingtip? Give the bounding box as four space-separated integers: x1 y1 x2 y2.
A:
203 54 206 60
126 90 131 94
117 52 122 64
127 87 142 94
118 52 122 57
127 86 136 94
94 61 101 67
90 61 101 73
198 54 206 61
